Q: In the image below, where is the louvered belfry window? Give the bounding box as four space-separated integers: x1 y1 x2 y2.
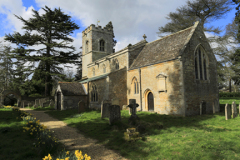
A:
100 40 105 51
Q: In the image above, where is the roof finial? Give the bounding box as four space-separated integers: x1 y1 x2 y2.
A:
143 34 147 40
97 19 100 27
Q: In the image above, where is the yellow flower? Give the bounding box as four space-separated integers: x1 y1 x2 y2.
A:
30 132 33 135
29 121 33 123
66 151 69 155
65 157 70 160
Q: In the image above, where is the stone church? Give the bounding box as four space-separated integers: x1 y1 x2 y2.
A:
79 21 219 116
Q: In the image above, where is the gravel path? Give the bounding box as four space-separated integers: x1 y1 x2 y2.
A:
20 108 128 160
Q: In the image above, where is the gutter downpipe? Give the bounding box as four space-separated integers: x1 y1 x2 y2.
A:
138 68 142 111
87 81 89 108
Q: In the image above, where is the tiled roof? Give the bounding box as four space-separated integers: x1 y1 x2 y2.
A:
129 22 198 70
58 82 86 96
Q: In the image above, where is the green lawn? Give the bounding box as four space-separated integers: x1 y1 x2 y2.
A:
43 98 240 160
0 108 41 160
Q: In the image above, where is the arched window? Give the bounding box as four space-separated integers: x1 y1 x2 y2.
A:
132 77 139 94
100 40 105 51
195 45 208 80
86 41 89 53
103 64 106 73
92 68 95 76
91 84 98 102
115 59 119 70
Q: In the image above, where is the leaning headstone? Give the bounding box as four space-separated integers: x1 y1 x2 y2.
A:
109 105 121 125
101 100 111 118
127 99 140 125
232 101 237 118
225 104 231 120
78 100 86 113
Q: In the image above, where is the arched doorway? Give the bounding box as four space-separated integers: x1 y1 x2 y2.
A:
57 92 61 110
148 92 154 111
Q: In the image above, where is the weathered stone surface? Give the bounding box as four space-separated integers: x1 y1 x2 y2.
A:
111 98 119 105
101 100 111 118
232 101 237 118
109 105 121 125
78 100 86 113
225 104 231 120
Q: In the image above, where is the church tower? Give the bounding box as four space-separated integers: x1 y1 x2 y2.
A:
81 21 115 79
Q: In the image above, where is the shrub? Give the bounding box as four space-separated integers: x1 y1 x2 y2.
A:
219 92 240 98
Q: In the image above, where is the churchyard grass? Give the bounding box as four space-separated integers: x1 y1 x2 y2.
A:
0 107 41 160
0 107 68 160
44 100 240 160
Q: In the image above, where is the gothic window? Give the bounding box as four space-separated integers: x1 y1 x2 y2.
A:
115 59 119 70
100 40 105 51
103 64 106 73
86 41 89 53
132 77 139 94
93 68 95 76
194 45 208 80
91 84 98 102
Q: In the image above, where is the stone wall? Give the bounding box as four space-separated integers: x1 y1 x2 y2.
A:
63 95 87 110
128 59 185 116
182 24 219 116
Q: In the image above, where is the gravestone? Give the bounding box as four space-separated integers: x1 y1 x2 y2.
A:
122 105 128 110
78 100 86 113
43 101 49 107
35 99 39 107
127 99 140 125
108 105 121 125
101 100 111 118
212 101 215 114
225 104 231 120
200 102 202 115
49 99 54 107
239 103 240 117
232 101 237 118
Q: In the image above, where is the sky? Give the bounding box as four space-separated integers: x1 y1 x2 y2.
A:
0 0 238 79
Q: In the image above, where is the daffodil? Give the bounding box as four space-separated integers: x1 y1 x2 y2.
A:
66 151 69 155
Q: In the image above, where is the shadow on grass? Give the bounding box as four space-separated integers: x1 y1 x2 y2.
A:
42 107 233 159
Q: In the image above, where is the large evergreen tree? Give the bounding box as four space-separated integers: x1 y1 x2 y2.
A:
5 6 80 97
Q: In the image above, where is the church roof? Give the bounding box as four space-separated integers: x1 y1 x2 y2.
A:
129 21 199 70
58 82 86 96
80 73 110 83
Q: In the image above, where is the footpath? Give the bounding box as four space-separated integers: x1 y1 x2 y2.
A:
20 108 128 160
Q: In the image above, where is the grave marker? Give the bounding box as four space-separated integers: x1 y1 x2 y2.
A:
101 100 111 119
108 105 121 125
225 104 231 120
232 101 237 118
127 99 140 125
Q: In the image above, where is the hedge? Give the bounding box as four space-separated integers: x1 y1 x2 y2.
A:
219 92 240 98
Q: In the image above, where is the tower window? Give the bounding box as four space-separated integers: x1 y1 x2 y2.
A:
100 40 105 51
86 41 89 53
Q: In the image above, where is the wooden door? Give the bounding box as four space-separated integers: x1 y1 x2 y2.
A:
57 92 61 110
148 92 154 111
